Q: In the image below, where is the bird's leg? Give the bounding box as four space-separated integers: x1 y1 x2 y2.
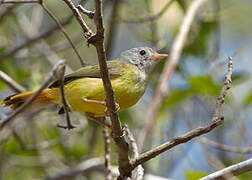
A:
82 98 106 106
82 98 120 116
86 113 111 129
104 103 120 116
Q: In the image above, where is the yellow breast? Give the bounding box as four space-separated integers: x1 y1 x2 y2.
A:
48 62 147 116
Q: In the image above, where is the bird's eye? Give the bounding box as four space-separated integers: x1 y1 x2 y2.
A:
139 50 146 56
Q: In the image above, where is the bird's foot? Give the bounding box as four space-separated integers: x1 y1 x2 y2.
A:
57 123 76 130
104 102 120 117
110 125 126 138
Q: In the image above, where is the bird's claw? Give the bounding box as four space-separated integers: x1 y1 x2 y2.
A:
110 125 126 138
104 102 120 116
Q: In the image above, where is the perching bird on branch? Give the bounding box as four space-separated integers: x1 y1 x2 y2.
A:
2 47 167 126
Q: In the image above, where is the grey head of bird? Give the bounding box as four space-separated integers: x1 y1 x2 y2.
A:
118 47 168 74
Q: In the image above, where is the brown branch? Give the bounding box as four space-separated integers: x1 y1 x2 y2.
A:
0 0 38 3
131 118 224 171
0 15 73 59
92 0 130 178
103 121 112 180
0 71 26 93
200 158 252 180
129 56 233 172
40 2 86 67
62 0 93 38
0 60 65 129
119 0 175 24
201 137 252 154
138 0 212 152
213 56 232 119
76 4 94 19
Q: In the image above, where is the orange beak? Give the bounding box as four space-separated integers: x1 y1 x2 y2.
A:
152 53 168 61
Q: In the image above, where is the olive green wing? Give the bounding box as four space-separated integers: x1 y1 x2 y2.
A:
49 60 122 88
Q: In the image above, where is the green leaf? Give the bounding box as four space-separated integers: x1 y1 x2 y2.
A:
238 172 252 180
162 76 221 109
38 121 60 139
0 47 5 54
4 166 44 180
185 171 207 180
188 76 221 95
163 89 192 108
184 21 217 57
67 135 88 159
4 137 37 156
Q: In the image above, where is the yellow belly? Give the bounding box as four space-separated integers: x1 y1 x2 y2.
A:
47 71 147 116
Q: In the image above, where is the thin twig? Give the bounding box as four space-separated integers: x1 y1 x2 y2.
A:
200 158 252 180
103 118 112 180
138 0 211 152
119 0 175 24
129 56 233 173
0 15 73 59
62 0 93 38
0 0 38 3
40 3 86 67
76 4 94 19
0 71 26 93
125 126 144 180
0 60 65 129
131 118 224 171
55 62 75 130
213 56 232 120
201 137 252 154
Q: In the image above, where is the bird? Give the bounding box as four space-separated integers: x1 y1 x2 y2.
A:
1 47 168 127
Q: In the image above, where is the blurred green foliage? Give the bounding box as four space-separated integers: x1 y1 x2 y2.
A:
243 89 252 107
0 47 29 90
0 0 251 180
184 21 217 57
161 76 220 110
185 171 207 180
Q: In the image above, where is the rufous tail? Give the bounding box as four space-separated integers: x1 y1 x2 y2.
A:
1 89 54 110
